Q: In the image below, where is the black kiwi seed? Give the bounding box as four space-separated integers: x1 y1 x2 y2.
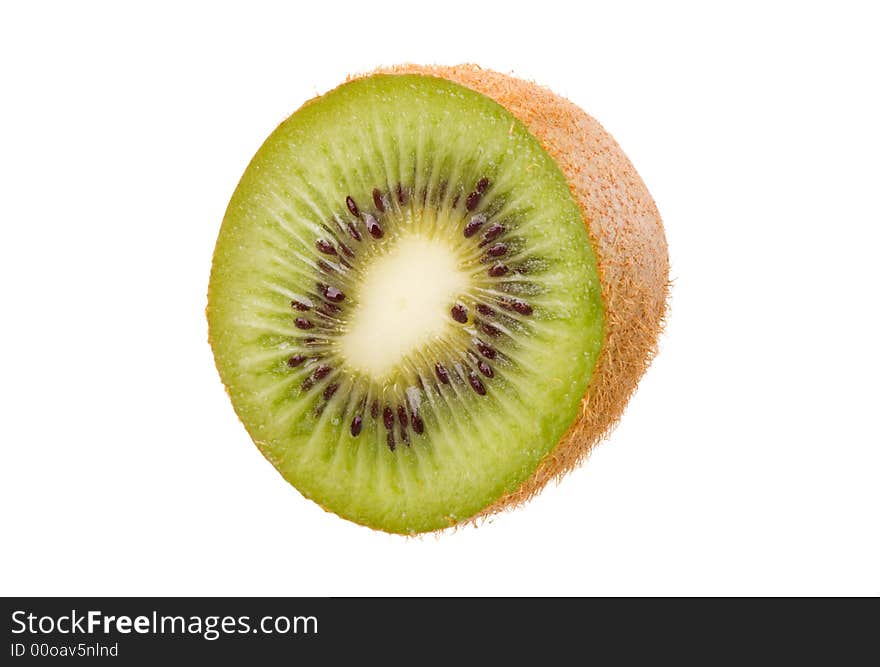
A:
372 188 386 212
346 222 361 242
386 431 396 451
295 318 314 330
476 304 493 317
339 242 355 258
466 178 489 211
486 243 507 258
287 354 306 368
345 195 360 217
315 239 337 255
364 213 383 239
291 299 311 311
323 383 339 400
451 303 468 323
463 214 486 238
396 183 407 205
465 190 482 211
468 371 487 396
370 399 379 418
435 362 450 384
478 360 494 377
323 286 345 302
480 223 505 245
317 259 336 274
488 263 509 277
316 302 340 315
313 365 331 381
350 415 363 437
476 340 497 359
383 406 394 430
480 322 502 337
397 405 408 428
501 298 533 316
411 410 424 435
400 425 411 447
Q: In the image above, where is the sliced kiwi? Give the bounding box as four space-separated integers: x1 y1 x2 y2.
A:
208 68 667 534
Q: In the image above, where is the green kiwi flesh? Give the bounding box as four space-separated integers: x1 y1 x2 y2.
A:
208 74 604 533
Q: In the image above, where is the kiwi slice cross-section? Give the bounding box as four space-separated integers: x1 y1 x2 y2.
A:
208 67 668 534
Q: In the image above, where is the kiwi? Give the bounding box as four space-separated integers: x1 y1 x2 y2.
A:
207 65 668 534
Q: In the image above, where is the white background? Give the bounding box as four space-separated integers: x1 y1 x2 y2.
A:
1 1 877 596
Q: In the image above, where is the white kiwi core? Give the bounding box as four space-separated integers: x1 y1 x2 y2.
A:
338 234 469 377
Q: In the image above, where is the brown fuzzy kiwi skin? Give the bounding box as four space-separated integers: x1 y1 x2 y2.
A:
360 65 669 524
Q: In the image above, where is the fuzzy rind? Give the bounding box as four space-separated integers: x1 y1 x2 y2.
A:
367 65 670 522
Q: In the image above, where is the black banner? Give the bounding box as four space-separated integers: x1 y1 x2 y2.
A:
1 598 874 662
